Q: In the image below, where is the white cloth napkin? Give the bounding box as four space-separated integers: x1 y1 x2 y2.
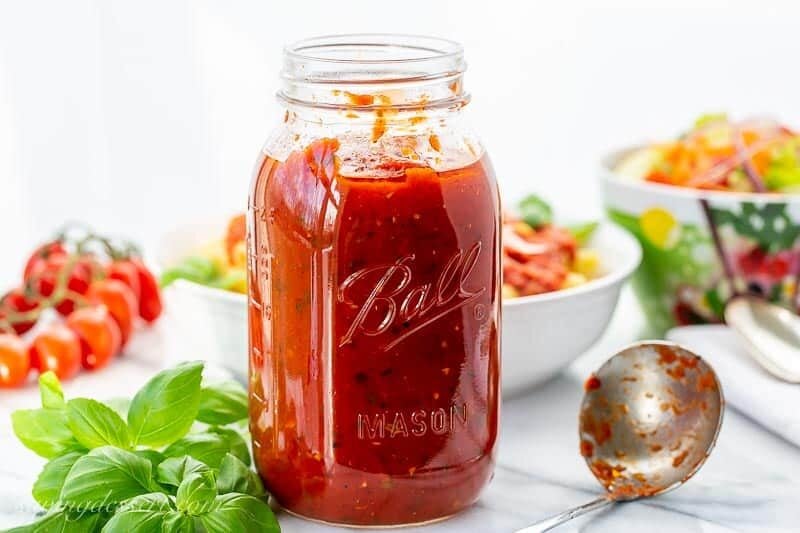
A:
667 324 800 447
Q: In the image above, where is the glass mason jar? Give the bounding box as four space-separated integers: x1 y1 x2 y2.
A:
247 34 501 527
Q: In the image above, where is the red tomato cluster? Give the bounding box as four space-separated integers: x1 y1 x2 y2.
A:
0 237 162 388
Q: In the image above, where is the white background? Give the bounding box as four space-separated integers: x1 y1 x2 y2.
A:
1 0 798 283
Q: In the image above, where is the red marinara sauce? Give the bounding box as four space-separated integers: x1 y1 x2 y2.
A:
248 135 501 526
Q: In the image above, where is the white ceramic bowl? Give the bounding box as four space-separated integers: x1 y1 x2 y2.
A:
501 222 641 394
158 219 641 392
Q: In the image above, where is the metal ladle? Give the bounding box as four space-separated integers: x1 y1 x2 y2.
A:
724 296 800 383
515 341 724 532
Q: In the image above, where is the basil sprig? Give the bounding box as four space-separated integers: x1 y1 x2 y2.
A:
127 361 203 447
518 194 554 228
7 366 279 533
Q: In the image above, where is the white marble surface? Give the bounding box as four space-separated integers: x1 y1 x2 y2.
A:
1 291 799 532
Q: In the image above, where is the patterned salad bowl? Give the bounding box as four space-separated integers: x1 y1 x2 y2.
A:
603 148 800 335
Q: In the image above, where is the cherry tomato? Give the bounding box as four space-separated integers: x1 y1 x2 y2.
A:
67 305 122 371
0 334 30 388
130 258 162 323
27 255 92 316
87 279 138 344
29 324 81 380
1 289 40 335
23 241 66 280
107 260 142 304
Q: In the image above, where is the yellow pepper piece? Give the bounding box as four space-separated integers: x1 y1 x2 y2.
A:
573 249 600 279
639 207 680 249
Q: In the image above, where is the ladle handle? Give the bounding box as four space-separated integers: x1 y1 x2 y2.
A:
514 496 614 532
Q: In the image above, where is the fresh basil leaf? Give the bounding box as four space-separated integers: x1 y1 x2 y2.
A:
208 426 251 466
60 446 157 508
104 397 131 419
200 493 279 533
197 381 248 425
518 194 553 228
162 433 231 469
100 493 192 533
176 472 218 515
32 451 84 508
162 513 194 533
118 492 174 512
567 221 599 246
216 454 265 497
39 372 65 410
127 361 203 447
157 455 211 489
11 408 82 459
67 399 130 450
161 513 194 533
4 508 108 533
135 449 166 471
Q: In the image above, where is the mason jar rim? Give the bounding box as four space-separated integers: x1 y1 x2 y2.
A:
281 34 466 86
284 33 464 65
279 34 469 111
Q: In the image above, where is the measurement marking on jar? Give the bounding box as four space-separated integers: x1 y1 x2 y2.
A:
250 345 264 367
357 404 468 440
257 247 271 269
